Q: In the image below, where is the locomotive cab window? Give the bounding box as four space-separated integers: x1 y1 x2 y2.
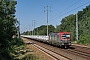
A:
62 34 70 38
66 34 70 38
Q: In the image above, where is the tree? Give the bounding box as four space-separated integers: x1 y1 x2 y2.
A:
0 0 17 59
0 0 17 47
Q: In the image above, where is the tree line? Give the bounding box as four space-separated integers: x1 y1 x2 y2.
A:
21 25 55 35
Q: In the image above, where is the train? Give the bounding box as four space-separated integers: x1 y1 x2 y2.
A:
21 32 71 48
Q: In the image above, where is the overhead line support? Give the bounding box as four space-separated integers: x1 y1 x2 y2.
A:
44 5 51 36
76 13 78 40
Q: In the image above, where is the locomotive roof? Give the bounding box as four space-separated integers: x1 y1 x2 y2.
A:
49 32 70 36
58 32 70 34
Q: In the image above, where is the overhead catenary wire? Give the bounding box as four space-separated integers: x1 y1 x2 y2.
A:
39 0 81 25
49 1 90 22
50 0 81 20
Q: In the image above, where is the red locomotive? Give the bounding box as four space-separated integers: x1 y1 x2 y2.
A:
48 32 71 48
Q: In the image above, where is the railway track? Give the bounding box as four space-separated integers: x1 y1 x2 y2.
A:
67 45 90 59
37 43 90 60
61 47 90 60
23 37 90 60
33 43 71 60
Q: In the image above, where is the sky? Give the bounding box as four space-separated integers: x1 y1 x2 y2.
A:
15 0 90 33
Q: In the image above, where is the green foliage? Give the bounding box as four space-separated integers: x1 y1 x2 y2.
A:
0 0 18 60
77 35 90 45
48 25 55 33
55 14 76 41
38 25 55 35
0 37 25 60
0 0 17 47
11 37 25 46
77 5 90 45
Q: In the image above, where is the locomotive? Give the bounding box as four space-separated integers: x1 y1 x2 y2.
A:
48 32 71 48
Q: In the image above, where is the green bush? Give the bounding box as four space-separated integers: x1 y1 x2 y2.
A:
77 35 90 45
0 37 25 60
12 37 25 46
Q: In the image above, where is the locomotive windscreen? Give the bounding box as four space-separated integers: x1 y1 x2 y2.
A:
62 34 70 38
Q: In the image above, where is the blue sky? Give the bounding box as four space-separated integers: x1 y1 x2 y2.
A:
15 0 90 33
